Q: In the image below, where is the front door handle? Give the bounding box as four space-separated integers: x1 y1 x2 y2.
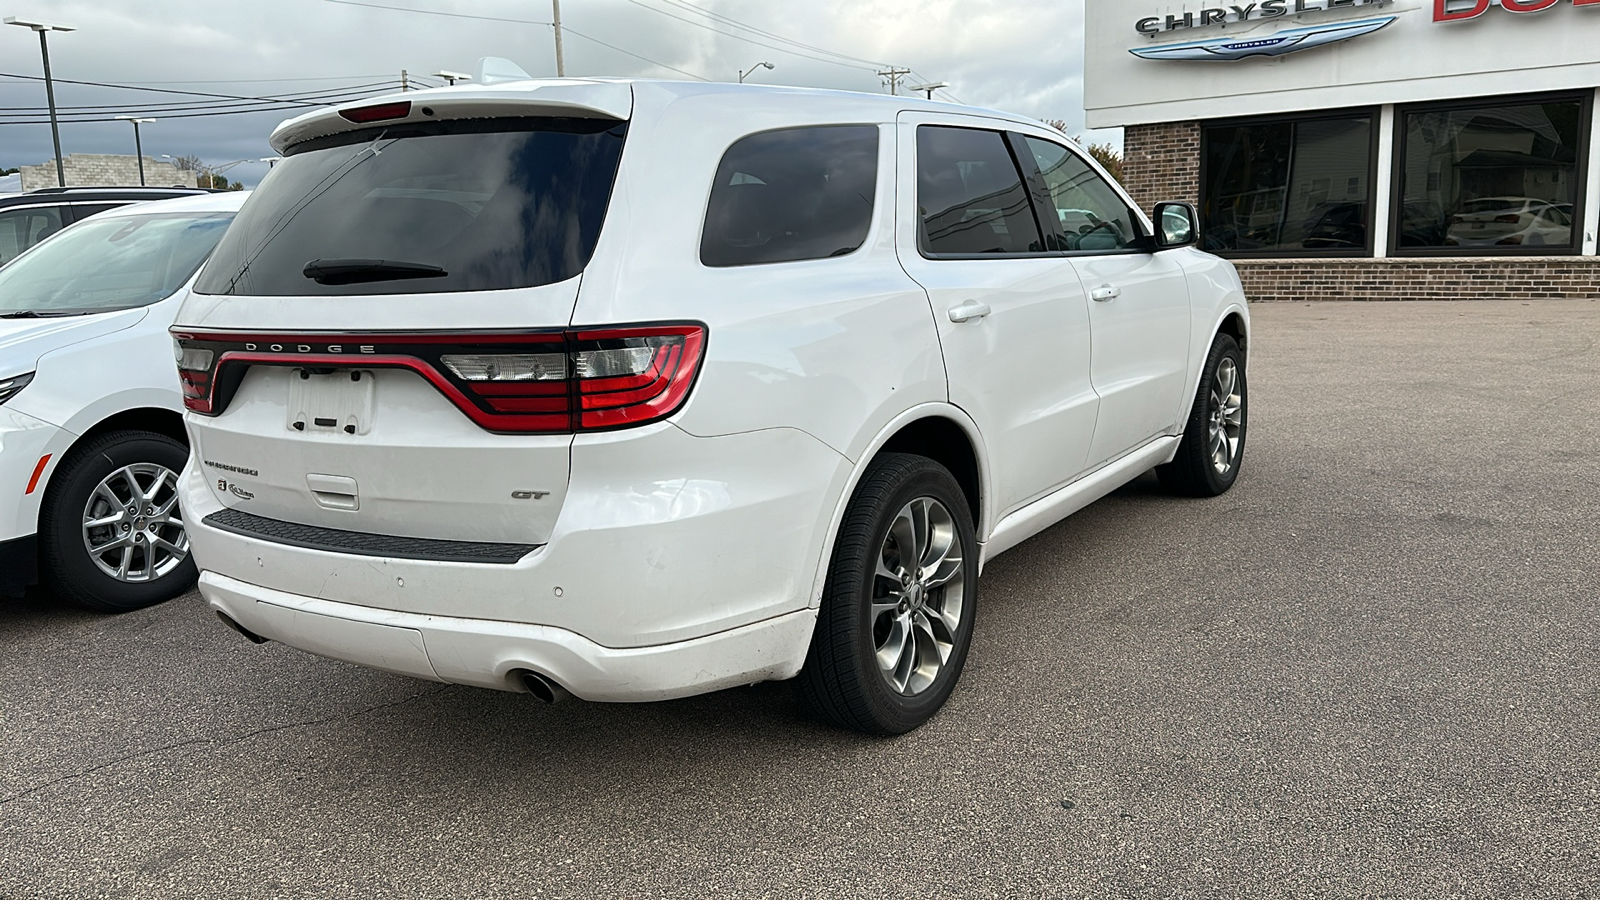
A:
1091 284 1121 302
948 302 992 323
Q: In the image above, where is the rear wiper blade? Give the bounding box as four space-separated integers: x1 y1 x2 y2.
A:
302 258 448 286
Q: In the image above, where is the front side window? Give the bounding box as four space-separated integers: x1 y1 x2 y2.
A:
1023 137 1137 252
0 211 235 316
1201 113 1373 255
916 126 1042 256
1397 95 1588 254
0 206 65 267
196 117 627 296
700 125 879 267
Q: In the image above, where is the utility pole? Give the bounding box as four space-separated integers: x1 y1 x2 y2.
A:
552 0 566 76
114 117 155 185
876 66 911 96
400 69 409 91
5 17 75 187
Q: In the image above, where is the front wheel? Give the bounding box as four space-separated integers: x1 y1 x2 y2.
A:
798 453 979 735
1158 332 1247 497
39 430 197 613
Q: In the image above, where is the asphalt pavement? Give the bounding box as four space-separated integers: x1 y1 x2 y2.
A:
4 299 1599 899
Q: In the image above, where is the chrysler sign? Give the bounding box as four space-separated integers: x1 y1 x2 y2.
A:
1130 14 1395 58
1135 0 1394 34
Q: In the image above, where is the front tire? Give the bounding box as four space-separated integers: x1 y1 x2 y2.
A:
1158 332 1247 497
798 453 979 735
39 430 197 613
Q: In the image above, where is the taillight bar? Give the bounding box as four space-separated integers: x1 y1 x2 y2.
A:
170 325 707 435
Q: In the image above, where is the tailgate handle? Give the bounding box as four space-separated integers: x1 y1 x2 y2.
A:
307 474 359 511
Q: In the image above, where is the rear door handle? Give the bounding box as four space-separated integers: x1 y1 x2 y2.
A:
1091 284 1121 302
948 302 992 323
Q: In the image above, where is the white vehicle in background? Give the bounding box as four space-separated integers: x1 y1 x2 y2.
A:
1446 196 1574 248
173 70 1249 734
0 192 246 609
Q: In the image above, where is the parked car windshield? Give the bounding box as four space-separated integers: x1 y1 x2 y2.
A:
0 211 235 317
195 117 627 296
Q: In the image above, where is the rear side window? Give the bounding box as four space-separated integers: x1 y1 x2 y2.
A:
916 126 1041 256
196 117 627 296
0 206 65 266
700 125 879 267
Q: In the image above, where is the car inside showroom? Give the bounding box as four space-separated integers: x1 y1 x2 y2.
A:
1086 0 1600 301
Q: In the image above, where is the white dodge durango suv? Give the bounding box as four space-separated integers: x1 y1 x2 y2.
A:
172 70 1249 733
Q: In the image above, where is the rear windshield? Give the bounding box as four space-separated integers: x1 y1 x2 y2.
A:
0 211 234 316
195 117 627 296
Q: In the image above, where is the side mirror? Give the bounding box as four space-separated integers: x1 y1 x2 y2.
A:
1153 201 1199 250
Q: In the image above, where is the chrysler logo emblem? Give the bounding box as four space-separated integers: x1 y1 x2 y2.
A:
1130 15 1397 60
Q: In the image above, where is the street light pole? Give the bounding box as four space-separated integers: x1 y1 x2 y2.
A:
551 0 565 77
115 117 155 185
738 61 774 83
5 17 76 187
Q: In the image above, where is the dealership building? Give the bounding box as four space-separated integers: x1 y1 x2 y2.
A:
1085 0 1600 301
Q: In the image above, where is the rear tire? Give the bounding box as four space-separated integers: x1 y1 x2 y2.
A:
798 453 979 735
1158 333 1247 498
40 430 197 613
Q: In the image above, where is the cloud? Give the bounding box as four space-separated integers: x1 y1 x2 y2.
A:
0 0 1112 187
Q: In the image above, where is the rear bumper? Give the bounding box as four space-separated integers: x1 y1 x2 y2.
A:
201 570 816 701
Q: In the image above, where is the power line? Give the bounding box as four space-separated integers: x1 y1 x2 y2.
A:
0 82 399 114
316 0 709 82
653 0 889 68
322 0 549 26
561 26 709 81
620 0 879 72
0 71 392 106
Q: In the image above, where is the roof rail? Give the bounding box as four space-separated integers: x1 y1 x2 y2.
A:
27 186 205 195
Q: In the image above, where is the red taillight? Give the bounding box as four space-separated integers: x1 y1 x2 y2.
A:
169 325 707 434
338 101 412 124
1494 214 1522 224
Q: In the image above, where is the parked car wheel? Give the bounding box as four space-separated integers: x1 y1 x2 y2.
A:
39 430 197 613
1159 333 1247 497
798 453 979 735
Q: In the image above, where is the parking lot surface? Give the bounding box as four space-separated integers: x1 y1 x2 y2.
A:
4 300 1599 899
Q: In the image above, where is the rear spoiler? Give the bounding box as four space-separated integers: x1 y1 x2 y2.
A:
269 77 632 154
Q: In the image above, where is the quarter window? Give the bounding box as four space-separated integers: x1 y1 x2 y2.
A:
700 125 879 267
1396 95 1588 254
1022 137 1137 252
916 126 1042 256
0 206 66 266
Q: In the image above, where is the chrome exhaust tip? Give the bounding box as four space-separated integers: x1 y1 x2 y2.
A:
520 670 571 704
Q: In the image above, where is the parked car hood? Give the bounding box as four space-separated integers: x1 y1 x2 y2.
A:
0 308 148 375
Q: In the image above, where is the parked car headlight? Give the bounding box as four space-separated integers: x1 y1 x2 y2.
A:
0 372 34 405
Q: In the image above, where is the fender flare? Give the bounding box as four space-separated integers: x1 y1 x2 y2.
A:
806 402 993 609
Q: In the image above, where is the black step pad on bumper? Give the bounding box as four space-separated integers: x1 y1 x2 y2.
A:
202 508 538 565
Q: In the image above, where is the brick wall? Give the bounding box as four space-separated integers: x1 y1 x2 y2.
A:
1121 121 1201 213
20 154 196 191
1235 257 1600 302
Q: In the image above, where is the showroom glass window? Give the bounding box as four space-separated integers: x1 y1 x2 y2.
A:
1201 112 1374 256
1396 94 1590 255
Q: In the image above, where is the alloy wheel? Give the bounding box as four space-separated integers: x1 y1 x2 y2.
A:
81 463 189 583
870 497 966 696
1208 357 1244 476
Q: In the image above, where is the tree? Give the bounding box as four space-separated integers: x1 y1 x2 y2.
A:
0 166 18 176
1043 119 1125 186
172 155 202 172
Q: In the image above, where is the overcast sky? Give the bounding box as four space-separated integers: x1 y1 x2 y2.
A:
0 0 1109 187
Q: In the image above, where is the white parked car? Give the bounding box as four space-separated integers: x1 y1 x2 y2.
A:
0 192 246 609
1445 196 1574 248
172 72 1249 733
